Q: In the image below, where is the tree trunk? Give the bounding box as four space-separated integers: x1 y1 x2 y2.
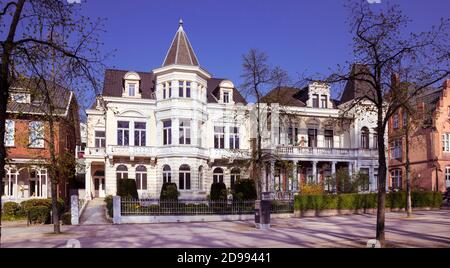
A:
376 110 387 247
0 0 26 242
405 122 412 217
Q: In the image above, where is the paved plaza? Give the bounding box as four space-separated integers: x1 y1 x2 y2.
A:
1 210 449 248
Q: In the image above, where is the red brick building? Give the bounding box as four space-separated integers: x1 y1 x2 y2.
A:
2 78 80 202
388 79 450 192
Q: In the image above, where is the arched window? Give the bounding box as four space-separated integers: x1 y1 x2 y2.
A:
230 168 240 189
198 166 203 190
116 165 128 180
136 165 147 190
213 167 224 183
163 165 171 184
179 165 191 190
361 127 370 149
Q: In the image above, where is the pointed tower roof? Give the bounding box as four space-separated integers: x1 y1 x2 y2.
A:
162 19 200 67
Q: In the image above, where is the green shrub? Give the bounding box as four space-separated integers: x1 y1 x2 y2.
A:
105 195 113 217
233 179 257 201
61 212 71 225
117 179 139 199
20 198 64 217
2 202 21 216
160 183 179 201
28 206 50 224
210 182 227 200
294 191 442 211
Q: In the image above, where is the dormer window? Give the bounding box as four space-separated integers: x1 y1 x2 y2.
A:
321 95 328 108
128 83 136 97
223 92 230 103
122 71 141 98
312 94 319 108
11 92 31 104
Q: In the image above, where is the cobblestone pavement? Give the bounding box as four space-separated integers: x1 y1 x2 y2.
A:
1 210 449 248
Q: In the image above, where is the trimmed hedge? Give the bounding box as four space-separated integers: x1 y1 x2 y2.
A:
160 183 179 201
61 212 71 225
117 179 139 199
2 202 21 216
233 179 257 201
295 191 442 211
29 206 51 224
20 198 65 216
105 195 113 218
210 182 227 200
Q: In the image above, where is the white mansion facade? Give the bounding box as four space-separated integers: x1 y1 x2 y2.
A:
83 21 379 200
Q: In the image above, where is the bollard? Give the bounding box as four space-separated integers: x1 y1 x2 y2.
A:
113 196 121 224
71 195 79 225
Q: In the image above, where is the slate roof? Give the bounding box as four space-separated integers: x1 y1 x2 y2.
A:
7 77 73 116
207 78 247 105
102 69 155 99
162 21 199 67
260 87 307 107
340 63 376 103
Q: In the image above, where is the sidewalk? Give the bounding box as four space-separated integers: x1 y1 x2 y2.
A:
1 210 449 248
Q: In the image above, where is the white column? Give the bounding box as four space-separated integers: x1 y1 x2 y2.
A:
173 118 180 145
292 161 298 191
85 163 92 200
332 161 337 192
269 160 275 192
44 171 48 198
348 162 353 177
369 165 374 192
8 170 11 197
38 170 42 197
14 172 18 198
312 161 318 183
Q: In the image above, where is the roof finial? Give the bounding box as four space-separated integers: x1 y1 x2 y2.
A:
179 18 183 27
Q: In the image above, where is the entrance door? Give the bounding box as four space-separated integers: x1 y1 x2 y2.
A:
94 177 105 198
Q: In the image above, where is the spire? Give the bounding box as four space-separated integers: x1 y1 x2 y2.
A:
162 19 200 67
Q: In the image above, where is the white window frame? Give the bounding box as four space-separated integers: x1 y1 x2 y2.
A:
213 168 224 184
179 165 191 190
179 119 191 145
163 165 171 184
229 127 240 149
135 166 147 190
128 83 136 97
446 167 450 187
163 120 172 145
5 120 15 147
134 122 146 146
443 133 450 152
117 121 129 146
214 126 225 149
95 131 106 148
391 169 402 190
29 121 44 148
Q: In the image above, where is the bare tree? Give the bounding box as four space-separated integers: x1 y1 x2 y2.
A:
323 0 449 247
0 0 105 236
241 49 273 199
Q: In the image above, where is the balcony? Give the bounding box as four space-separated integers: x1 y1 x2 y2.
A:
107 146 157 158
274 146 378 160
85 147 106 157
209 148 251 160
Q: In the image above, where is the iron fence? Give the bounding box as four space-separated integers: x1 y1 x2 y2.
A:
121 199 255 216
120 198 294 216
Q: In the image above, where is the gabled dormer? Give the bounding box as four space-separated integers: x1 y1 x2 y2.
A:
219 80 234 105
122 71 142 98
307 82 331 109
10 91 31 104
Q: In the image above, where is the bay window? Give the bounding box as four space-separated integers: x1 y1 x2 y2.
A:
163 120 172 145
179 119 191 145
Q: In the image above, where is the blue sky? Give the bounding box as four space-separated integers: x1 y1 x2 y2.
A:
79 0 449 97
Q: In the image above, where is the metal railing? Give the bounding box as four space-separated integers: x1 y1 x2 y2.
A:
120 198 294 215
121 199 255 216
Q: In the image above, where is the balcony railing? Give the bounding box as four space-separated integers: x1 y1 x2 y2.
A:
108 146 157 157
209 148 251 160
85 147 106 157
275 146 378 159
